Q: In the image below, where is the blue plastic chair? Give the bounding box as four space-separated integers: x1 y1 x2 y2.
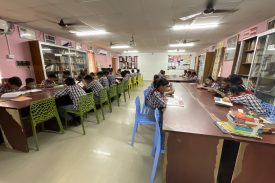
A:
131 96 155 146
150 109 161 183
142 87 150 114
261 102 275 120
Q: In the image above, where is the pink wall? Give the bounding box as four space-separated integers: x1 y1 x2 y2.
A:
95 53 119 70
0 26 34 85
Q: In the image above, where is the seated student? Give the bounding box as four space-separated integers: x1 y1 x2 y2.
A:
83 75 103 102
198 76 219 89
21 78 36 90
130 69 136 79
97 71 109 89
76 72 86 87
116 69 122 77
190 71 198 82
223 85 266 115
183 70 188 77
213 78 230 98
228 74 253 94
107 68 116 86
0 76 22 93
41 73 56 88
54 77 86 122
121 70 130 81
137 69 141 76
158 70 166 78
186 70 192 78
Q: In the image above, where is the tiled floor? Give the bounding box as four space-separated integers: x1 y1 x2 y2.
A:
0 83 162 183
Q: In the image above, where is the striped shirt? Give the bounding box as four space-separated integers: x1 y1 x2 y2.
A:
99 76 109 89
84 80 103 97
107 74 116 86
54 85 86 110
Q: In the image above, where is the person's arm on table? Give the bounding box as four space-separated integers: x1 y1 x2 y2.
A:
54 87 69 98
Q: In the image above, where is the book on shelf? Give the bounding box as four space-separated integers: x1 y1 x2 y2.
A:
245 53 253 63
214 97 233 107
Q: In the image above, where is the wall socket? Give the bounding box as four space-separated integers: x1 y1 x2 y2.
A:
7 54 15 59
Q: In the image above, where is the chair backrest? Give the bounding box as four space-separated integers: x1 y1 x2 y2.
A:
128 79 132 85
135 96 141 116
261 102 275 120
79 93 95 114
117 82 124 94
143 87 150 107
99 88 108 103
30 97 58 125
133 76 137 83
108 84 117 98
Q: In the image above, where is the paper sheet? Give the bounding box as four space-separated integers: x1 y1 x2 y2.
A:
167 97 184 107
10 96 32 102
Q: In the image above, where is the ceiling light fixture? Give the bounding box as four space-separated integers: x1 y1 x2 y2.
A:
167 49 185 53
172 23 219 30
169 43 194 47
70 30 108 36
124 50 139 53
111 45 131 49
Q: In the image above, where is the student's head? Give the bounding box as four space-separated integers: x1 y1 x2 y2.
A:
153 78 169 93
117 69 121 73
191 71 197 76
64 77 75 86
103 70 109 76
63 71 71 79
84 75 94 84
137 69 140 73
184 70 187 73
220 78 230 89
109 68 113 74
47 73 56 81
25 78 35 88
131 69 135 73
97 71 103 78
160 70 165 75
187 71 191 76
153 74 160 82
205 76 214 84
126 70 131 74
8 76 22 89
229 74 243 85
229 85 246 96
121 70 126 77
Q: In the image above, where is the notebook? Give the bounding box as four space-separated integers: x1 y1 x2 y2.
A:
1 91 27 98
214 97 233 107
10 96 32 102
167 97 184 107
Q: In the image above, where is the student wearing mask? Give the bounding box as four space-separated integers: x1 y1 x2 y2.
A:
0 76 22 93
54 77 86 122
83 75 104 102
41 73 56 88
223 85 266 115
21 78 36 90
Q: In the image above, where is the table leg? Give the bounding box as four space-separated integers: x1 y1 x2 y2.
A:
0 107 29 152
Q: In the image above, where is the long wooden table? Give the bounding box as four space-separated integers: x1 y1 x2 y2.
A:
0 89 59 152
163 83 275 183
165 75 195 83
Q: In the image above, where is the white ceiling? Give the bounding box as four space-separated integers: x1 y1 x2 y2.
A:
1 0 275 52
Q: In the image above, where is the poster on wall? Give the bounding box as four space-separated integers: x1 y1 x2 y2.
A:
119 56 138 69
224 35 238 61
18 27 36 40
167 55 191 70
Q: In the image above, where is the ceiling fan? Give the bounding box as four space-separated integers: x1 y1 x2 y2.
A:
176 39 200 44
180 0 239 21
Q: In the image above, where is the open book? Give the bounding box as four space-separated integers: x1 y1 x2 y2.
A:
167 97 184 107
1 91 27 98
214 97 233 107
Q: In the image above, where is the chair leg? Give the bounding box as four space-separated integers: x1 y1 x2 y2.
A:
150 142 161 183
64 111 68 129
117 95 120 106
152 130 157 156
131 120 139 146
100 103 105 120
56 115 64 134
128 90 130 99
123 92 126 102
31 123 39 151
94 107 100 124
80 115 85 135
108 99 112 113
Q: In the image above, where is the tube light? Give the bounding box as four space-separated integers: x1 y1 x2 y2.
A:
172 23 219 30
167 50 185 53
111 45 131 49
70 30 108 36
124 50 139 53
169 43 194 47
42 48 52 51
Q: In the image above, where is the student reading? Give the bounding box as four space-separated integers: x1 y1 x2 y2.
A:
83 75 104 102
0 76 22 93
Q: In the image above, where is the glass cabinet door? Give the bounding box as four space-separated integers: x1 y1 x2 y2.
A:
247 35 267 91
70 50 87 78
255 32 275 104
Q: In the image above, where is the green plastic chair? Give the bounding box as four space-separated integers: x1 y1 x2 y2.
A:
30 97 64 151
108 84 119 106
63 93 99 135
117 82 124 103
95 89 112 120
123 80 130 100
128 78 133 90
